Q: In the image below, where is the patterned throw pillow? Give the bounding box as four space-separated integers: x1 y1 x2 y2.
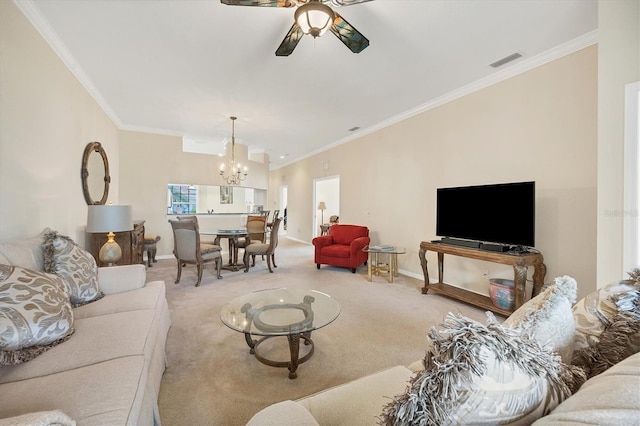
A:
572 279 638 355
0 264 74 366
502 275 578 363
571 275 640 377
43 231 102 307
380 313 586 426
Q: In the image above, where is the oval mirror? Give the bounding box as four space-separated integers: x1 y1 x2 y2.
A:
81 142 110 205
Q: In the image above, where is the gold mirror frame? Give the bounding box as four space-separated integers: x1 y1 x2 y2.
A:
81 141 110 205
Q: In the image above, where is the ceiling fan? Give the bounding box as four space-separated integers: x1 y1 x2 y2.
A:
220 0 372 56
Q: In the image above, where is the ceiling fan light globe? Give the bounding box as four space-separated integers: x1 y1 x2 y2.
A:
294 3 335 38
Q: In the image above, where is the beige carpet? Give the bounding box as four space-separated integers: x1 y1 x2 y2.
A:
149 238 488 425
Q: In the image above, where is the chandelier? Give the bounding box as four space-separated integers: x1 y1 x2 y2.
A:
219 116 248 186
294 1 335 38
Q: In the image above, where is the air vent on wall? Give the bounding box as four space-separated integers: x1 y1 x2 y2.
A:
490 52 522 68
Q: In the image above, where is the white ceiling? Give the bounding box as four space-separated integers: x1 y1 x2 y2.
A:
19 0 598 169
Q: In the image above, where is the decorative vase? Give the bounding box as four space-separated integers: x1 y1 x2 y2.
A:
489 278 515 311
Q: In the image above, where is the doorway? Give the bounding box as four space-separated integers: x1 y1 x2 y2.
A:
280 185 288 233
314 176 340 238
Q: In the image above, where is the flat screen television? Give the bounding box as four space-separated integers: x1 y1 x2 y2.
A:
436 181 535 248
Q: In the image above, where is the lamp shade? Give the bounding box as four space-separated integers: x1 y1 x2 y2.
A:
317 202 327 210
87 205 133 233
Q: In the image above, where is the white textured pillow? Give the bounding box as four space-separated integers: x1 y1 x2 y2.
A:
0 264 74 365
380 313 586 426
503 275 577 363
0 228 51 271
43 232 101 307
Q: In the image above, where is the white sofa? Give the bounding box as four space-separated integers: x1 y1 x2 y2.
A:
248 277 640 425
248 353 640 426
0 232 171 425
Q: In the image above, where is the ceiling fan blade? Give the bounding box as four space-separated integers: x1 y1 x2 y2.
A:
276 22 304 56
220 0 295 7
330 12 369 53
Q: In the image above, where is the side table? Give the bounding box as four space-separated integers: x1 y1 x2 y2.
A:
363 245 406 283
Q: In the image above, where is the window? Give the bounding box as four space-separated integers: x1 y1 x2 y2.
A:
167 184 197 215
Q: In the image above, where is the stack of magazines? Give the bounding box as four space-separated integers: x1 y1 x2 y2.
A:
369 245 394 251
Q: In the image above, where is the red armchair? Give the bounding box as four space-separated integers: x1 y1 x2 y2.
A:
312 224 370 273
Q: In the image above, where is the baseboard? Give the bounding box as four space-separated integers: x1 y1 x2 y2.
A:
285 236 312 245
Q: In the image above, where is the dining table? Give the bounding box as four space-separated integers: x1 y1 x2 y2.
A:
201 229 265 271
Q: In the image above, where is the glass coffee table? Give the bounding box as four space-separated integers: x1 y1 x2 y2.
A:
220 288 340 379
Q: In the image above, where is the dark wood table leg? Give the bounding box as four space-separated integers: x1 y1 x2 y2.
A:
532 261 547 297
419 247 430 294
244 332 256 354
513 262 528 310
287 333 300 379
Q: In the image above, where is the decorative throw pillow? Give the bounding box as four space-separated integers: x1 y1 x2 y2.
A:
380 313 586 426
0 264 74 366
572 277 640 360
572 276 640 378
0 227 52 271
502 275 577 363
43 231 102 307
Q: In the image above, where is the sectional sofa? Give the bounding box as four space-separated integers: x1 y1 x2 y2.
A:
248 275 640 425
0 229 171 425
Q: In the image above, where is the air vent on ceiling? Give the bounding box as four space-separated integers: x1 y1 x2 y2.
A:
490 53 522 68
348 126 361 132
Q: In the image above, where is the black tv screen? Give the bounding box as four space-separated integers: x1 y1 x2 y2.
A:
436 181 535 247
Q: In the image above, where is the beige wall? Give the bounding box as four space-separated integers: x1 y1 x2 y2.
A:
271 46 599 300
597 0 640 285
118 130 269 257
0 1 120 245
2 0 635 301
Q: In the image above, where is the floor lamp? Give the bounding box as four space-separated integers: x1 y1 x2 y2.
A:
87 205 133 266
317 201 327 225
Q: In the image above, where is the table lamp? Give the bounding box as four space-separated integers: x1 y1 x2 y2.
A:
87 205 133 266
317 201 327 224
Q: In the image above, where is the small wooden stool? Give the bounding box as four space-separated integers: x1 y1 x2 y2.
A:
144 235 161 267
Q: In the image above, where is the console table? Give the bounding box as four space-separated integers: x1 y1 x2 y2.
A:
418 241 546 316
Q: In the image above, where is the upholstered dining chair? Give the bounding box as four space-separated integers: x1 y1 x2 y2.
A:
243 217 282 273
266 209 280 232
176 215 198 222
176 214 218 244
169 219 222 287
236 215 267 251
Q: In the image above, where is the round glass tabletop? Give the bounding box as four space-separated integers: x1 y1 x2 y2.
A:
220 288 340 336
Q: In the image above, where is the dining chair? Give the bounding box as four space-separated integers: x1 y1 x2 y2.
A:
176 215 198 222
236 215 267 250
266 209 280 233
169 219 222 286
243 217 282 273
176 214 218 244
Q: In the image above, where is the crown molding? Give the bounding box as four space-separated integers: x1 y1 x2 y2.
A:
14 0 124 128
13 0 597 170
274 30 598 170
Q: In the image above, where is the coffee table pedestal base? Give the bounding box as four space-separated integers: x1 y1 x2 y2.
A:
244 332 314 379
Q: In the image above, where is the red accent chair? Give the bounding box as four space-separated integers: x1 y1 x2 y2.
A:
312 224 370 273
